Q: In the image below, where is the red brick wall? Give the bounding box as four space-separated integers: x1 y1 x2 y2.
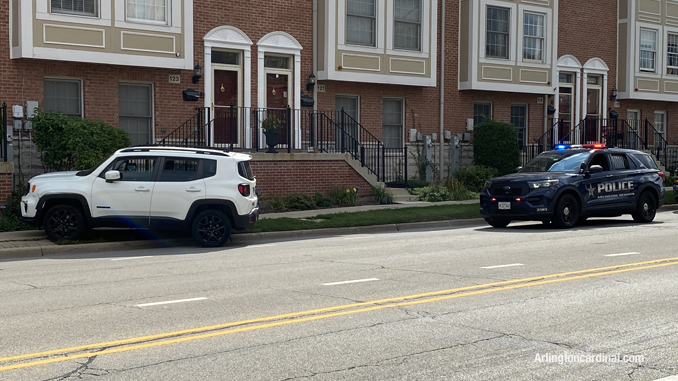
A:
250 160 372 197
0 175 11 204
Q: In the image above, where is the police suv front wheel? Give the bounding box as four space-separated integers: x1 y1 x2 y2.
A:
632 191 657 223
552 194 580 229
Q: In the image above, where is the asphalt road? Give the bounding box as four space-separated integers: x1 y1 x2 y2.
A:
2 210 678 380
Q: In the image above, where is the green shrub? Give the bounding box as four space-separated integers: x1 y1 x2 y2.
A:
665 167 675 187
411 184 450 202
283 193 316 210
405 179 430 189
473 120 520 175
1 183 35 232
32 110 131 171
329 186 359 206
453 165 499 193
443 178 475 201
371 186 394 204
313 192 332 208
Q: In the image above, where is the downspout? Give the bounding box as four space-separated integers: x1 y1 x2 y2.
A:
312 0 318 149
438 0 445 181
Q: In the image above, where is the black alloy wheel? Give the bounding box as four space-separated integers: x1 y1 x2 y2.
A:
44 205 86 241
552 194 579 228
192 210 232 247
632 191 657 223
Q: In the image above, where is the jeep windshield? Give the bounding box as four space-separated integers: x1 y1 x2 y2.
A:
519 151 591 173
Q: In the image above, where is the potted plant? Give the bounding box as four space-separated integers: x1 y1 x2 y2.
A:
262 114 283 153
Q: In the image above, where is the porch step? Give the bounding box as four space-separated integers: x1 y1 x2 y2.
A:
388 187 419 202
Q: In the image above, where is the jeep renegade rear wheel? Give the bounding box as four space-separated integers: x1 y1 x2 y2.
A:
44 205 86 241
632 191 657 223
192 210 232 247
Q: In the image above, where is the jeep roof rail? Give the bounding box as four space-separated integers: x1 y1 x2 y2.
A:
119 145 233 157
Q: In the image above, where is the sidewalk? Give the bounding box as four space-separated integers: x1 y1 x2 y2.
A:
0 200 482 260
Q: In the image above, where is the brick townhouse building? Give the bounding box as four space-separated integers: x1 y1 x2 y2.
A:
0 0 677 201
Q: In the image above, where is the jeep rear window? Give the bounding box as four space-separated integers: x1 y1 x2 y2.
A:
631 153 658 169
238 161 254 180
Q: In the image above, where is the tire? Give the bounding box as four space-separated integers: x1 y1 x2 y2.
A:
632 191 657 223
191 209 232 247
552 194 579 229
43 204 86 241
484 217 510 228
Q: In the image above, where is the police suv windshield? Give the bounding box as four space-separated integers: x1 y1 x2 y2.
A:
519 151 591 173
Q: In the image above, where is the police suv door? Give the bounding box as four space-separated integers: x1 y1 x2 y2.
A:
580 152 627 211
608 152 637 208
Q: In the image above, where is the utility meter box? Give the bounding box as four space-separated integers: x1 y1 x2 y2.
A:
12 105 23 119
26 101 39 119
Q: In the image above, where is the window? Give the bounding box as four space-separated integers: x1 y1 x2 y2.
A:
382 98 403 149
51 0 97 16
212 51 240 65
473 102 492 126
640 28 657 72
486 6 510 59
523 12 544 61
654 111 666 141
159 158 199 182
394 0 421 51
108 157 156 181
610 154 630 170
336 95 359 120
119 83 153 146
44 79 82 117
668 33 678 75
631 153 658 169
126 0 167 23
264 56 290 69
511 105 527 149
346 0 376 46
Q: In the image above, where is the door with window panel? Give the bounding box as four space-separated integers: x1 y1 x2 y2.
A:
511 105 527 150
382 99 404 149
336 96 359 154
119 83 153 146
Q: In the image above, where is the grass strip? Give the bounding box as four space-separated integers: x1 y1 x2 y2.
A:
243 204 482 233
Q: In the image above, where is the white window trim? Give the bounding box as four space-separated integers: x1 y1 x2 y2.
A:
664 25 678 77
385 0 430 58
114 0 181 33
517 6 552 68
44 77 84 117
37 0 112 26
338 0 384 53
125 0 170 26
639 27 658 73
636 23 662 78
479 0 517 64
345 0 377 48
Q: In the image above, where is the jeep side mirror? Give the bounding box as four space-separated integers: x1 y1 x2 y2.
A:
589 165 603 174
105 170 121 182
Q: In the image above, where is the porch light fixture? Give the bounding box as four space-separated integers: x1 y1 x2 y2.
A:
306 73 316 91
192 64 203 84
609 87 618 101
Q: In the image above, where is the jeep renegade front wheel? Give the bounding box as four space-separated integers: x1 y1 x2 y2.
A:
191 210 232 247
44 205 86 241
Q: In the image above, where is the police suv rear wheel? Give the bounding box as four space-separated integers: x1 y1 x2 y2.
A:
552 194 579 229
632 191 657 223
485 217 510 228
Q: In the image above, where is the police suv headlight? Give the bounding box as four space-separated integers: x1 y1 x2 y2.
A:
528 180 559 189
484 181 493 189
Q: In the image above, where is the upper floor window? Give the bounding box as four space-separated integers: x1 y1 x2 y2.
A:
523 12 544 62
486 6 510 59
44 79 82 117
126 0 167 24
346 0 376 46
394 0 421 51
51 0 98 17
668 33 678 75
640 28 657 72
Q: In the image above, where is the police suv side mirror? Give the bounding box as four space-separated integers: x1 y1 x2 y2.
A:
589 165 603 174
579 162 587 174
515 166 522 172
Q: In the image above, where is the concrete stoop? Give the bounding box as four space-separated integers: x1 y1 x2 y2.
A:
388 187 419 202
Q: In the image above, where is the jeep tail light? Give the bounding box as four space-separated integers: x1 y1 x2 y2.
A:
658 171 665 182
238 184 250 196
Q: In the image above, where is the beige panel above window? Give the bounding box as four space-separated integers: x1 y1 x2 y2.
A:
664 81 678 93
481 65 513 82
519 69 549 84
636 78 660 91
121 31 176 54
341 53 381 71
389 58 426 75
44 24 105 48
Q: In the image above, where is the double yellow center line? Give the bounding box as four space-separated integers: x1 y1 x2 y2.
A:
2 256 678 372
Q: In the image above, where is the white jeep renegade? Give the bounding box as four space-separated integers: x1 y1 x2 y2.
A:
21 146 259 247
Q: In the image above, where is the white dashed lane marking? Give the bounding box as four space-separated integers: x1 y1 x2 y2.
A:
135 297 208 307
481 263 524 269
323 278 380 286
605 252 641 257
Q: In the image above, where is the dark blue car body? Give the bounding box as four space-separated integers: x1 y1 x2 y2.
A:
480 146 666 228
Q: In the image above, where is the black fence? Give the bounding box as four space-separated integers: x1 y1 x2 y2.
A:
1 103 7 162
158 106 408 184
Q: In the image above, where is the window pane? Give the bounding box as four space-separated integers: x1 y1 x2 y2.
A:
120 83 153 146
523 13 544 61
486 7 509 59
382 99 403 149
395 0 420 22
347 0 375 17
264 56 290 69
511 105 527 149
212 51 240 65
51 0 97 16
126 0 166 22
474 102 492 125
43 79 81 116
394 0 420 50
347 15 375 45
640 29 657 71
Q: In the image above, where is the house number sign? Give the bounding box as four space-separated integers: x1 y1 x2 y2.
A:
168 75 181 84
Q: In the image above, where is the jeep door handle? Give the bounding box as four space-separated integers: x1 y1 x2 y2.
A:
135 187 151 192
186 188 202 193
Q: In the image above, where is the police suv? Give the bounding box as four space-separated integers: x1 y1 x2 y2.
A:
480 144 666 228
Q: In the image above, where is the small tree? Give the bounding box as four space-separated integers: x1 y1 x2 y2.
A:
473 119 520 175
32 110 131 171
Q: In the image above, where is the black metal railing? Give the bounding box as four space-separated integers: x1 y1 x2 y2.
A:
158 108 210 147
1 103 7 162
